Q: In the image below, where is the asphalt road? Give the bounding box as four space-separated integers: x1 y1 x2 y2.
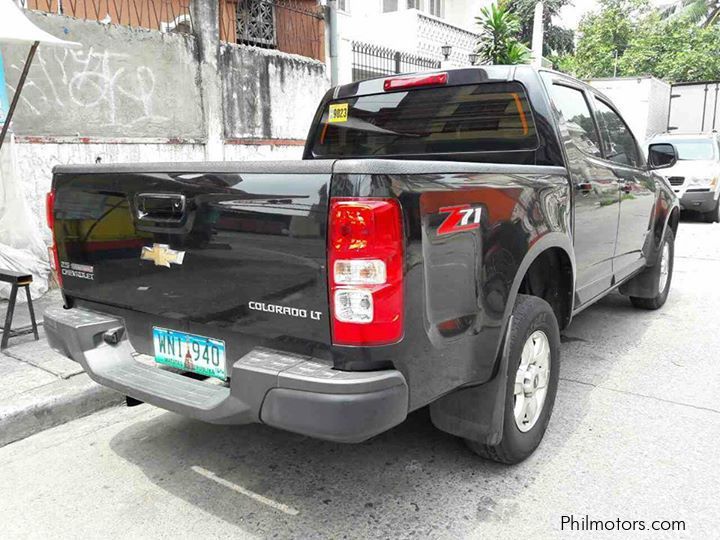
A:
2 218 719 539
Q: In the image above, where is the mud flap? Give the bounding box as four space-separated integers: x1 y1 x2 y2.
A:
429 316 513 446
619 230 668 299
618 261 662 299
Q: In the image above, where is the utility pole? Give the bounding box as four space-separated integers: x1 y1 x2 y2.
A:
531 1 544 68
327 0 339 86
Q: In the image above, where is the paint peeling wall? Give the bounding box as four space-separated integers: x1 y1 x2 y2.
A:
221 44 327 140
1 12 204 139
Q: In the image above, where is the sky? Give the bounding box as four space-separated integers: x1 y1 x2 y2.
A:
557 0 598 29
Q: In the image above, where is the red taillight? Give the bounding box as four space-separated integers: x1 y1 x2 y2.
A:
383 72 448 92
45 191 55 230
328 198 404 346
46 191 62 287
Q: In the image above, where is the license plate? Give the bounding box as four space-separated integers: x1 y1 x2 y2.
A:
152 327 226 381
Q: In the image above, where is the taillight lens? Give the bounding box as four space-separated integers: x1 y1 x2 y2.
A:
328 198 404 346
45 191 55 230
46 190 62 286
383 72 448 91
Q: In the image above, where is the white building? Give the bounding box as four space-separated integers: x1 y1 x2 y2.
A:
334 0 495 84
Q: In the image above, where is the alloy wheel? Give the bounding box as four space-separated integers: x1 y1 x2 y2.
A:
513 330 551 433
658 241 670 294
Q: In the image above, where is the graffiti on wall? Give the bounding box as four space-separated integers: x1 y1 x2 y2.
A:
7 47 166 129
1 11 204 140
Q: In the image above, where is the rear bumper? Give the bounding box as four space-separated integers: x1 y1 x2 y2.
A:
680 190 717 212
43 307 408 443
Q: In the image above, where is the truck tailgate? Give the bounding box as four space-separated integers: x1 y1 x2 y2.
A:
51 161 333 350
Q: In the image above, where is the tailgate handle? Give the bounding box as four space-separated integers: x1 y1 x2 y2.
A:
136 193 186 222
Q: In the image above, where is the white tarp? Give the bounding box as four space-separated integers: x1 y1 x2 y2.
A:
0 0 81 47
0 0 80 300
0 135 49 301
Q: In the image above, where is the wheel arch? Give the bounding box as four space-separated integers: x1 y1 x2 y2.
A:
503 234 576 333
649 189 680 265
667 206 680 239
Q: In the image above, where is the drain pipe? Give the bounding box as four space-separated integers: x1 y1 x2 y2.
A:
327 0 339 86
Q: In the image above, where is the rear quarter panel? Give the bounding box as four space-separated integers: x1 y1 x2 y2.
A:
330 160 572 410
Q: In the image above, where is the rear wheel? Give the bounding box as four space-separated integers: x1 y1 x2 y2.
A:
630 229 674 310
466 295 560 464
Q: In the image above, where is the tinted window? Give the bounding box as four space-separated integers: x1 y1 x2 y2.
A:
651 139 715 161
594 99 642 168
309 82 538 158
550 84 602 157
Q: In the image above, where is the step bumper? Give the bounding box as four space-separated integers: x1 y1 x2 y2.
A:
43 307 408 443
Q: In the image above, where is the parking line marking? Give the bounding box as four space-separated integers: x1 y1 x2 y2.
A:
191 465 300 516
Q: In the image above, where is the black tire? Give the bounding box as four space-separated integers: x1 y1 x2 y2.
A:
466 295 560 464
702 198 720 223
629 228 674 310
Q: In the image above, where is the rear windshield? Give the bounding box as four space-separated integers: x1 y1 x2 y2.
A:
308 82 538 158
654 139 716 161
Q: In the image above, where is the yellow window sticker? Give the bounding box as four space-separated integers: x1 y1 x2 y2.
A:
328 103 349 123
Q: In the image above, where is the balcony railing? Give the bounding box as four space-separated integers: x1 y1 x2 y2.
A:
219 0 325 62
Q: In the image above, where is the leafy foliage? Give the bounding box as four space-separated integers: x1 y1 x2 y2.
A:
660 0 720 26
560 0 646 78
475 3 531 65
619 12 720 80
559 0 720 82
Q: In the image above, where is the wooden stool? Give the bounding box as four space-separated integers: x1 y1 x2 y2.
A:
1 269 39 350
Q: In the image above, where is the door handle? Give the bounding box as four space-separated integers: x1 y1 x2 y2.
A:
135 193 186 222
576 182 593 194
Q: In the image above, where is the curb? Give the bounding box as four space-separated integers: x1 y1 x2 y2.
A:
0 373 124 448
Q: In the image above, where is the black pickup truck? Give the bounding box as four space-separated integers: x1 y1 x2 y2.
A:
44 66 680 464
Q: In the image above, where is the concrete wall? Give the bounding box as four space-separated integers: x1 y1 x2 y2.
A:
220 44 327 140
444 0 491 32
1 5 329 239
1 12 204 139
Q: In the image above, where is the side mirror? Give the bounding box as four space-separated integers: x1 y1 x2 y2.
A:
648 143 678 170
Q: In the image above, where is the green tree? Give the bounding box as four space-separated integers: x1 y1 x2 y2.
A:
619 12 720 80
563 0 648 79
476 3 531 65
560 0 720 81
501 0 575 56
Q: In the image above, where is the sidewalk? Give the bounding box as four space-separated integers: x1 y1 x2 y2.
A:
0 289 123 447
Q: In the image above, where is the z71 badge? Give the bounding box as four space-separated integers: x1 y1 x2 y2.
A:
437 205 483 236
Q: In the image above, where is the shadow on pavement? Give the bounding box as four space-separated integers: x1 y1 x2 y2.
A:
109 407 539 537
107 293 653 538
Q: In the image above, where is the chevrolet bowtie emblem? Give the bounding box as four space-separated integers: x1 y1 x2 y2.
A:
141 244 185 268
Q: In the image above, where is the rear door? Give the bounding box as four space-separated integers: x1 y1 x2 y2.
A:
591 95 656 278
546 81 621 305
53 162 333 352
